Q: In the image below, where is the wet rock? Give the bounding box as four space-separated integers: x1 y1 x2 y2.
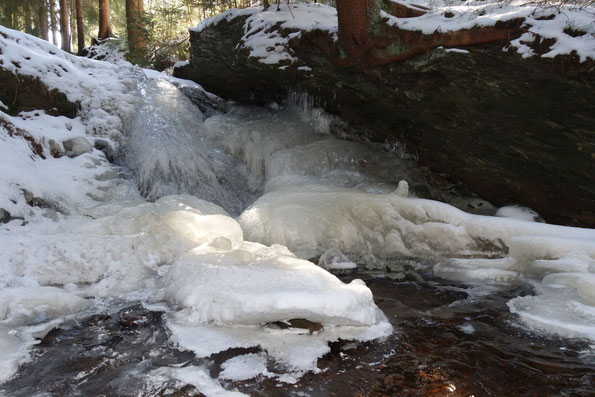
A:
0 68 77 118
179 85 228 118
22 188 66 214
267 319 324 335
94 139 115 163
63 136 92 157
176 14 595 227
0 208 11 223
48 139 64 158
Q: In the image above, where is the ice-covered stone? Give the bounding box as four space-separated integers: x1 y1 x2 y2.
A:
63 136 92 157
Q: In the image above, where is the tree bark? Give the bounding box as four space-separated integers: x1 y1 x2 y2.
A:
125 0 148 64
24 2 35 35
69 0 77 49
59 0 70 52
75 0 84 52
336 0 377 62
38 0 49 41
98 0 113 39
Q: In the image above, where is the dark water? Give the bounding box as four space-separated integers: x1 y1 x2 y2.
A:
2 268 594 396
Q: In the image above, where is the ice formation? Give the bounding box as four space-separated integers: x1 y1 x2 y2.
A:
0 26 391 390
2 13 595 394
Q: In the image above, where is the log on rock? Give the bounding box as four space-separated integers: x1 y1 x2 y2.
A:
174 12 595 228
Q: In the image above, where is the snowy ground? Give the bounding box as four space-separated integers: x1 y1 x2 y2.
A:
1 6 595 394
192 2 594 67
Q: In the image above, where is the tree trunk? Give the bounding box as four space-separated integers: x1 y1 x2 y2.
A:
263 0 269 10
125 0 148 65
336 0 377 62
59 0 70 52
38 0 49 41
50 0 59 45
75 0 84 52
98 0 113 39
69 0 77 49
24 2 35 35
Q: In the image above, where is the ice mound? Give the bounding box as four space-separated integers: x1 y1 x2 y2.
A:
163 242 377 326
239 182 595 341
0 193 391 383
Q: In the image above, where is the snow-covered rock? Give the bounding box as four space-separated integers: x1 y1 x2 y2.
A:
63 136 92 157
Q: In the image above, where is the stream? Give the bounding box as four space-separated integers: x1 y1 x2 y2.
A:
1 72 594 396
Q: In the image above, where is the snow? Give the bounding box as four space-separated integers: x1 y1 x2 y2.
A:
383 1 595 62
168 312 392 374
192 1 594 66
173 60 189 69
151 366 247 397
0 111 119 219
458 323 475 334
0 26 139 142
495 205 541 222
192 4 338 65
219 354 270 381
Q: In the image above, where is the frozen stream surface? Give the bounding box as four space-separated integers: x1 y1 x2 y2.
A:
0 25 594 396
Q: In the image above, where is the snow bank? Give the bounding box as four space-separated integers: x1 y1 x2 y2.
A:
0 25 139 140
192 4 338 65
191 1 594 66
0 111 122 219
384 0 595 62
227 104 595 342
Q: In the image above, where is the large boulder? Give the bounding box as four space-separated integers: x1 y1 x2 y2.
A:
175 10 595 227
0 68 77 118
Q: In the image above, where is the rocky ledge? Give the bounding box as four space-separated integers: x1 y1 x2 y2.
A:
174 8 595 227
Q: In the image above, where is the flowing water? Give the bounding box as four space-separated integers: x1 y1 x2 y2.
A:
1 74 595 396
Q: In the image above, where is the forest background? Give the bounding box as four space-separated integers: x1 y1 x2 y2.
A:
0 0 336 69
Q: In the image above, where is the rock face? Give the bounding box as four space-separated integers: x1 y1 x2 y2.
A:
0 68 78 118
175 14 595 227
